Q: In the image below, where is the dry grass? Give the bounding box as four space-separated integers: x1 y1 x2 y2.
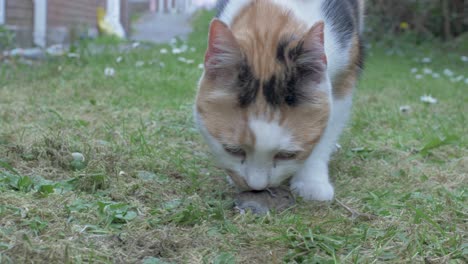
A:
1 11 467 263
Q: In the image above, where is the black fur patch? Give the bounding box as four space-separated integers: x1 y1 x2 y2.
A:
276 37 290 63
321 0 356 48
263 40 325 107
215 0 229 18
237 62 260 107
287 40 304 62
263 75 281 106
346 0 360 28
263 71 310 107
356 39 366 71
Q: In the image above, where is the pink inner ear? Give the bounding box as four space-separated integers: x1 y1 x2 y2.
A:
205 19 224 64
204 19 240 67
304 21 327 65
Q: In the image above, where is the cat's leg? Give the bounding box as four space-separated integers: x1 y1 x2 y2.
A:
291 94 353 201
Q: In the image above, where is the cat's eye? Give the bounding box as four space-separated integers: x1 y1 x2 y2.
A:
274 151 298 160
223 145 246 158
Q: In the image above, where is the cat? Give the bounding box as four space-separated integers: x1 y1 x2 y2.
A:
194 0 365 201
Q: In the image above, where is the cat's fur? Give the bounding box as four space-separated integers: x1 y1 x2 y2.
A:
195 0 365 201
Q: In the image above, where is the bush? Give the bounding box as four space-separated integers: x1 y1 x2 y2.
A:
0 25 15 51
366 0 467 43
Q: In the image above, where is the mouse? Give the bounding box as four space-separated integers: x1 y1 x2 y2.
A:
234 187 295 215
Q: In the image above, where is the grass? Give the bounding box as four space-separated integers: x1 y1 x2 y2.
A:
0 11 467 263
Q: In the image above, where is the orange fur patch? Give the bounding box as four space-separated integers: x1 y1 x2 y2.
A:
196 77 256 147
279 93 330 160
231 0 308 80
332 34 361 99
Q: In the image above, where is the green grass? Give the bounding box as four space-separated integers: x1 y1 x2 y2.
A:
0 11 467 263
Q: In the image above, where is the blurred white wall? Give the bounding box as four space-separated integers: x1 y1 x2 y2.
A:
0 0 5 24
193 0 216 8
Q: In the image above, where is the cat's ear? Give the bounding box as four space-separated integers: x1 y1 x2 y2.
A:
303 21 327 65
205 19 242 75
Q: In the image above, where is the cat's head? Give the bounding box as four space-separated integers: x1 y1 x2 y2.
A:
195 19 330 190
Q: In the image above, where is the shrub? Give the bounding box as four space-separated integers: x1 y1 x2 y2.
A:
0 25 15 51
366 0 467 43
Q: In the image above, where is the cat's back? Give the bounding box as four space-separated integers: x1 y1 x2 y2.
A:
214 0 364 80
216 0 363 32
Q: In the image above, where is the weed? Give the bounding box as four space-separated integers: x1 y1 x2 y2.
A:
97 201 137 226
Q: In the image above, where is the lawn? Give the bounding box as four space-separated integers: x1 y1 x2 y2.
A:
0 11 467 263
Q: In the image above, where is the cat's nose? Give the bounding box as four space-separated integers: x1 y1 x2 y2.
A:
248 182 267 191
248 182 268 191
246 172 268 190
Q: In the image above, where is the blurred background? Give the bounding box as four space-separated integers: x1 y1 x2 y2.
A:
0 0 466 51
0 0 217 50
366 0 467 45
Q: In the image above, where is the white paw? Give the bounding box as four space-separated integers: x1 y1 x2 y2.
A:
291 180 334 201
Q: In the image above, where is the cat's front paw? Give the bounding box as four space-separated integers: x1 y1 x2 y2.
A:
291 180 334 201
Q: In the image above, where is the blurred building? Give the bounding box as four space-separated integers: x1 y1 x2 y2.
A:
129 0 195 14
149 0 193 13
0 0 129 48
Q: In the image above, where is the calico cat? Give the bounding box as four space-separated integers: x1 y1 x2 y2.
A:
195 0 365 201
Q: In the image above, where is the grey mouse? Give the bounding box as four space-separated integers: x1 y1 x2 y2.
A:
234 187 295 215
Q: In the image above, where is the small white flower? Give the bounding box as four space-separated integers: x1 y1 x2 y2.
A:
135 61 145 67
451 75 464 83
159 62 166 68
461 56 468 62
172 48 183 54
180 44 189 52
116 56 123 63
420 95 437 104
415 74 423 79
170 38 178 46
351 147 366 152
177 57 194 64
119 171 126 176
422 68 432 75
104 67 115 77
421 57 432 63
148 59 159 65
67 53 80 58
160 48 168 54
399 105 412 113
443 69 454 77
411 68 418 74
132 42 140 49
46 44 65 56
190 47 196 52
432 73 440 79
198 64 204 69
